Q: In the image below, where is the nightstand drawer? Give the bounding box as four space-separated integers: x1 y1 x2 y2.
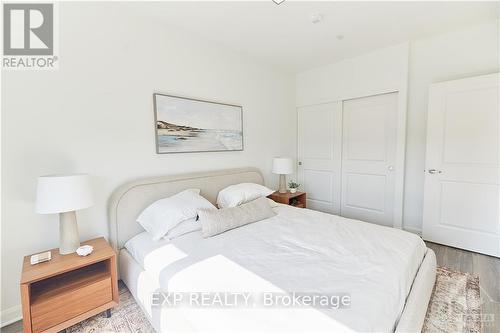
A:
30 274 112 332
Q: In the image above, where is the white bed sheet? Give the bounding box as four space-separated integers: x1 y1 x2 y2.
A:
124 205 426 333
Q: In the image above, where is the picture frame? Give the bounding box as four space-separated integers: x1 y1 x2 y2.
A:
153 93 243 154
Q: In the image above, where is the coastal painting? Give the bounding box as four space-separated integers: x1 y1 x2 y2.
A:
153 94 243 153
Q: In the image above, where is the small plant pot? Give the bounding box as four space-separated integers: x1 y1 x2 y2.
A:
290 188 297 193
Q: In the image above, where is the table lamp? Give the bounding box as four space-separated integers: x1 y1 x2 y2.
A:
272 157 294 193
36 174 94 255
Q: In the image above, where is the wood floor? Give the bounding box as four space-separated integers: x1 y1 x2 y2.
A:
2 242 499 333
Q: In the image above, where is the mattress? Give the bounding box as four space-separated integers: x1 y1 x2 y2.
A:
123 204 427 333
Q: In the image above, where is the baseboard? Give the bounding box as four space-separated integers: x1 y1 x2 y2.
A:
1 304 22 328
403 226 422 236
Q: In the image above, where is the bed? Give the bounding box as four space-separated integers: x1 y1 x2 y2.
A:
108 168 436 333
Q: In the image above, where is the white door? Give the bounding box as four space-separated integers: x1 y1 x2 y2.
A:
422 73 500 257
297 102 342 214
340 93 399 227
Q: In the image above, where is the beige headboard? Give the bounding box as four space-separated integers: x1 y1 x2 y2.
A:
108 167 264 251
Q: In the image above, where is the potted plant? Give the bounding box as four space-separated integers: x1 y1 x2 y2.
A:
288 181 300 193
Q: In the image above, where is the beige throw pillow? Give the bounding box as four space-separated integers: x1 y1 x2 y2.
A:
199 197 276 238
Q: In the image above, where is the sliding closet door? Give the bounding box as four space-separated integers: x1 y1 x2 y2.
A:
422 73 499 257
340 93 398 226
297 102 342 214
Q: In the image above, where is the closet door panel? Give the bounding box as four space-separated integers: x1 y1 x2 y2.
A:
297 102 342 214
341 93 398 226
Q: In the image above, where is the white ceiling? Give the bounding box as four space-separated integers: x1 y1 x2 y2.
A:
133 1 499 72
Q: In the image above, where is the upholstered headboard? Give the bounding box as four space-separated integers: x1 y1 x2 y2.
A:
108 167 264 251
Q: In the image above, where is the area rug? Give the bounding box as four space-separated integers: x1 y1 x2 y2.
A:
67 267 481 333
423 267 481 333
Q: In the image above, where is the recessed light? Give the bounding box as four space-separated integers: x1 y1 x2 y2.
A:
310 13 323 24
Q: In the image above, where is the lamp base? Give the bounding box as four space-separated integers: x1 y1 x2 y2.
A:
59 211 80 255
278 174 287 194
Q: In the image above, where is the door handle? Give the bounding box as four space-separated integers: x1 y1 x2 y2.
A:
428 169 442 174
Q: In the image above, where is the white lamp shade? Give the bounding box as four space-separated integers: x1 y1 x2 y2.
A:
36 174 94 214
272 157 294 175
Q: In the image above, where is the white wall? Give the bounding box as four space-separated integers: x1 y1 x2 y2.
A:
296 20 500 234
403 20 500 232
0 3 295 322
296 43 409 106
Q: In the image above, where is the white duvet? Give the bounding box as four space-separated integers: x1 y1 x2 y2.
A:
125 205 427 333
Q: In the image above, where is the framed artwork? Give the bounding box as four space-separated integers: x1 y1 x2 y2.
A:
153 93 243 154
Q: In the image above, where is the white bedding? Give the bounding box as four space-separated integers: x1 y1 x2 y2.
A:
124 205 427 333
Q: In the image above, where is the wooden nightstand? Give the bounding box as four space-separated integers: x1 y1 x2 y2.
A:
268 191 307 208
20 237 119 333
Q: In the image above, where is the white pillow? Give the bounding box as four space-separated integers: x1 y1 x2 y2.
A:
164 218 201 240
200 197 276 238
124 231 170 266
217 183 274 208
137 189 215 240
